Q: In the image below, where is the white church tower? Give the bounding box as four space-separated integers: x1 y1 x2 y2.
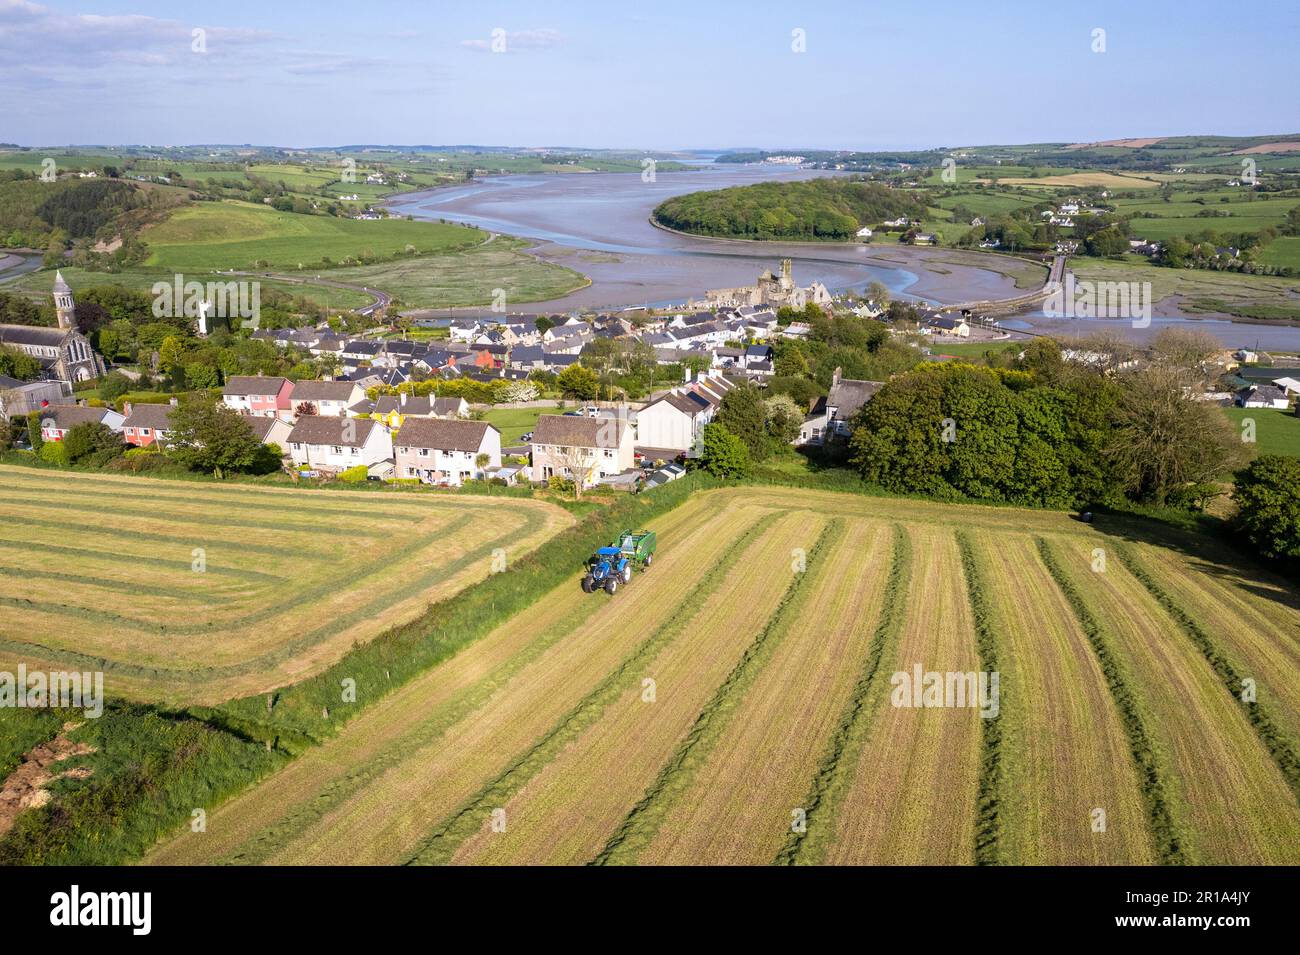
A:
53 271 75 329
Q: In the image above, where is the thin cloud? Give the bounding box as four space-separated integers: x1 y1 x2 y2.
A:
460 28 565 53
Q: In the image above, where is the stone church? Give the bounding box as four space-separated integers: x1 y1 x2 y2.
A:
0 271 106 385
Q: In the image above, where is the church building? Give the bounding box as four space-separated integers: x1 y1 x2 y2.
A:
0 271 107 385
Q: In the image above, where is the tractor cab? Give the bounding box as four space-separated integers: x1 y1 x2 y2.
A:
582 530 657 596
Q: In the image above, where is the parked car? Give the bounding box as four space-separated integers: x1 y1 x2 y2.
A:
519 431 534 442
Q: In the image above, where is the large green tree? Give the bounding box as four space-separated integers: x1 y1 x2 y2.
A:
166 395 269 478
1234 455 1300 558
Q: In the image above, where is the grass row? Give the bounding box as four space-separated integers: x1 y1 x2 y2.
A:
0 477 713 864
955 530 1004 865
401 513 780 865
593 520 841 865
1035 537 1185 865
777 523 912 865
1114 544 1300 803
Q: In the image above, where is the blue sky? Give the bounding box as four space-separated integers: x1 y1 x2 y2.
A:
2 0 1298 149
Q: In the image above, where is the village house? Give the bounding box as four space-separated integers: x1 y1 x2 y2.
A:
799 368 883 445
286 416 392 473
221 376 294 418
240 413 293 448
0 273 106 385
1236 384 1290 409
39 404 125 442
393 418 502 486
635 391 714 455
530 413 635 488
121 401 178 447
291 380 366 417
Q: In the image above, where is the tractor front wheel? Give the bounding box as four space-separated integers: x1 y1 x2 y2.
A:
604 577 618 595
622 566 633 584
581 575 595 593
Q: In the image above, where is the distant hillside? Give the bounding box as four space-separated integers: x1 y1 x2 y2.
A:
652 178 928 241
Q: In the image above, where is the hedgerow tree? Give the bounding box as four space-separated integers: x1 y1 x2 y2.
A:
699 423 750 478
1233 455 1300 558
716 384 770 461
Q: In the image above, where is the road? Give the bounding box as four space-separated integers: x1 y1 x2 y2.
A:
225 270 391 316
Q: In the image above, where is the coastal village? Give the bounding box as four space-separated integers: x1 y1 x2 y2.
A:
2 261 1283 492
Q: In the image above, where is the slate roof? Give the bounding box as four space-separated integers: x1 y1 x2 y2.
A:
287 416 378 448
122 403 176 431
0 324 70 348
223 375 289 397
394 417 494 452
532 413 625 449
292 380 359 401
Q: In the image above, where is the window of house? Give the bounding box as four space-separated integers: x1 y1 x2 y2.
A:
331 446 343 454
418 448 429 457
141 428 151 436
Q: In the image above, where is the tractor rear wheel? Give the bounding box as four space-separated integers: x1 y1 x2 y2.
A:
604 577 618 595
581 575 595 593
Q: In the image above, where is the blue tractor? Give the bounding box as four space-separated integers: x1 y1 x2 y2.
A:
581 530 656 595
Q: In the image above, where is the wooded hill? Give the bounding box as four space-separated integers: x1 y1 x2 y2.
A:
653 178 928 241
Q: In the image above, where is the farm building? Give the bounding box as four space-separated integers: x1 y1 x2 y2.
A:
286 416 392 473
0 378 68 418
393 418 502 487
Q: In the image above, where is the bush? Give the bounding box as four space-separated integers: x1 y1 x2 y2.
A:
1233 455 1300 559
338 464 370 483
39 440 69 466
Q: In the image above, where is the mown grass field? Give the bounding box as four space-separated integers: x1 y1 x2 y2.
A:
142 200 484 271
146 486 1300 865
0 465 572 704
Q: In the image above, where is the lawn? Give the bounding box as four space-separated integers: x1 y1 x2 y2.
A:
483 406 547 445
0 464 572 704
1222 406 1300 456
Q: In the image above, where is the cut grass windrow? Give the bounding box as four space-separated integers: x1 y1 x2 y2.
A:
955 530 1003 865
774 524 909 865
592 520 841 865
1114 543 1300 804
400 514 784 866
1035 537 1185 865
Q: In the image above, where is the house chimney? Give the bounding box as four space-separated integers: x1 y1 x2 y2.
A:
832 366 842 387
123 401 132 416
400 391 407 407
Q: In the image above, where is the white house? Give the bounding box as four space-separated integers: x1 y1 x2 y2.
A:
856 226 873 239
286 416 392 473
393 418 501 486
530 413 635 487
635 391 713 454
290 380 366 417
38 404 125 442
1236 384 1290 409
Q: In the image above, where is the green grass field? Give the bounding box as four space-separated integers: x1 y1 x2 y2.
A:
0 464 572 703
141 201 485 271
1069 258 1300 320
326 235 589 308
140 485 1300 866
1223 407 1300 456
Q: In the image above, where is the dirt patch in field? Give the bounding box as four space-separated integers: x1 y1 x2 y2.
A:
1066 137 1165 149
1232 141 1300 155
0 726 95 839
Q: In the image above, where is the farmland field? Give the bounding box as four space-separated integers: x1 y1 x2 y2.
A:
146 486 1300 865
0 464 572 704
